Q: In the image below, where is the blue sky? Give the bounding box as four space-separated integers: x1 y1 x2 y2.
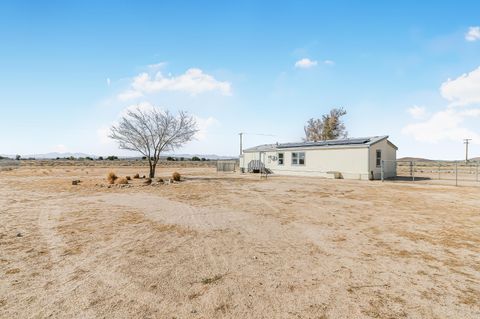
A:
1 1 480 159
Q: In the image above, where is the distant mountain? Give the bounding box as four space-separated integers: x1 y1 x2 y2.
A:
166 153 238 160
1 152 237 160
0 152 97 159
398 156 480 162
398 157 436 162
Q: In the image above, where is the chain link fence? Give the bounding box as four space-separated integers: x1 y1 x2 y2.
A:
0 159 20 171
216 160 238 173
381 160 480 186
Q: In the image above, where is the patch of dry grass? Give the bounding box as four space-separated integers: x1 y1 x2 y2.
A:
107 172 118 184
116 177 128 185
172 171 181 181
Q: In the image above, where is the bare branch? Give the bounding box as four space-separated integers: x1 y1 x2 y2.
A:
109 107 198 177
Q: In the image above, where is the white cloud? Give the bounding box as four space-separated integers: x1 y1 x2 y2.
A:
403 66 480 144
97 127 112 145
118 89 143 101
148 62 167 69
465 26 480 42
440 66 480 106
295 58 318 69
53 144 67 152
323 60 335 66
402 108 480 144
106 78 111 86
194 116 219 140
407 105 428 119
118 68 232 101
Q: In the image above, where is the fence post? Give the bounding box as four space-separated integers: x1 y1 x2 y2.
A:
412 161 415 182
476 161 479 182
455 161 458 186
381 160 384 182
438 162 441 180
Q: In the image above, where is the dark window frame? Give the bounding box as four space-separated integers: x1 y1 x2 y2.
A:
292 152 305 166
376 149 382 167
277 152 284 165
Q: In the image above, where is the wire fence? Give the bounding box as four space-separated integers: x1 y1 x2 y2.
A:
216 160 238 173
0 160 20 171
381 160 480 186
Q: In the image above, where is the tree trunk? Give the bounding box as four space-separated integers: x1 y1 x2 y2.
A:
149 162 156 178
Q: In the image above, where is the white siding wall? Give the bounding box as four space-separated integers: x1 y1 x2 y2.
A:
368 140 397 179
241 139 397 180
242 147 370 180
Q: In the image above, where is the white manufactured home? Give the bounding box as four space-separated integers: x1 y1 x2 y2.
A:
240 136 397 180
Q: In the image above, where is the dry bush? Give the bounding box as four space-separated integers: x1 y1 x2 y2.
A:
107 172 118 184
133 173 140 179
116 177 129 185
157 178 164 183
126 176 131 180
144 178 152 185
172 171 181 181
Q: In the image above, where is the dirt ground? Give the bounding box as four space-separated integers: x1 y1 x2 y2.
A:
1 165 479 318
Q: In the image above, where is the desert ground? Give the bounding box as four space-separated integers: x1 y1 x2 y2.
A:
0 163 479 318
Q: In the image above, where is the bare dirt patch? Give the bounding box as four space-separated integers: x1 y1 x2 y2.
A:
0 165 479 318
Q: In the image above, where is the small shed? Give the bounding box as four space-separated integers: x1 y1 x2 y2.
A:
239 136 397 180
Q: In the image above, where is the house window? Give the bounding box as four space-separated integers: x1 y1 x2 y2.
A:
278 153 284 165
292 152 305 165
376 150 382 167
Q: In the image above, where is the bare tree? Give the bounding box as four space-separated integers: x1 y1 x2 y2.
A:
109 107 198 178
304 107 347 141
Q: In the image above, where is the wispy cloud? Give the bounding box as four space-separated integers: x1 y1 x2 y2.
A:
106 78 111 87
118 67 232 101
294 58 318 69
323 60 335 66
465 26 480 42
407 105 427 119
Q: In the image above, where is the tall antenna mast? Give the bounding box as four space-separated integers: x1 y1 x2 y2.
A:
464 138 472 163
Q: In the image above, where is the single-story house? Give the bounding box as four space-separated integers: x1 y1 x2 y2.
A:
239 135 397 180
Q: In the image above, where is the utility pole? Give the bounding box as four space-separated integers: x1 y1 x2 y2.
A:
239 132 243 156
464 138 472 163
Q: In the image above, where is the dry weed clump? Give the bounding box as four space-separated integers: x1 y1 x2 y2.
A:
107 172 118 184
144 178 152 185
133 173 140 179
201 274 223 284
172 171 181 181
116 177 129 185
157 178 164 183
126 176 131 180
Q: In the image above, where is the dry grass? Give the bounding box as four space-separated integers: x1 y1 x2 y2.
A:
172 171 181 181
201 274 223 284
1 165 479 318
106 172 118 184
116 177 128 185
